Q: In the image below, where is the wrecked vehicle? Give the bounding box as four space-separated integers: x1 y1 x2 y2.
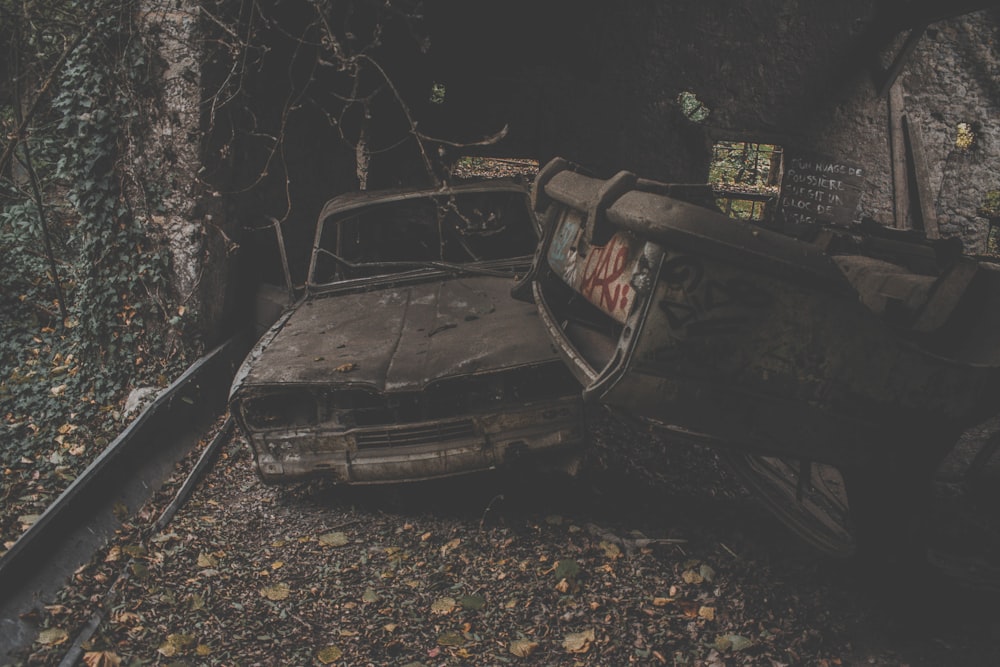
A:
515 157 1000 559
229 180 585 484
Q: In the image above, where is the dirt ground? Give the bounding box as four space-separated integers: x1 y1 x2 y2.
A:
16 414 1000 667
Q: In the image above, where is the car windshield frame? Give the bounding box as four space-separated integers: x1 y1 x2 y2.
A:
306 180 537 291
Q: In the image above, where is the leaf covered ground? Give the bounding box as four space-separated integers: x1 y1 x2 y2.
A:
15 416 1000 666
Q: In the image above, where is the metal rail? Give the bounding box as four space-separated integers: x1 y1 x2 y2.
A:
0 334 250 662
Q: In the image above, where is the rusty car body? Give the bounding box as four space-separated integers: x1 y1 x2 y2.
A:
230 180 585 484
516 158 1000 557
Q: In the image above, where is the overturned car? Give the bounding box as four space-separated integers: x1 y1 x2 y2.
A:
516 158 1000 559
230 181 585 484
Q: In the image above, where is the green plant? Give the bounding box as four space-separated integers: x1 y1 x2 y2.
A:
1 1 189 478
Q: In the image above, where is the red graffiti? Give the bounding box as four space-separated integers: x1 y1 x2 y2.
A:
580 235 634 321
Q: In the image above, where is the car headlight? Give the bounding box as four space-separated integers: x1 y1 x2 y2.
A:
240 390 318 429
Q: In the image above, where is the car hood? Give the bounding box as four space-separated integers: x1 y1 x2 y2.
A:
235 275 559 393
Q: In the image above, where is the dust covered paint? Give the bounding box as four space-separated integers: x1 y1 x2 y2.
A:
230 181 586 484
520 157 1000 559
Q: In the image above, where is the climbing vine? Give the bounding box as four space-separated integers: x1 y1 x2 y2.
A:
0 0 503 546
0 0 189 536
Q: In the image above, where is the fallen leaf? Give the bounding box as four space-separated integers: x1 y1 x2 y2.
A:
509 639 539 657
437 631 465 646
562 628 595 654
260 583 290 601
82 651 121 667
157 633 195 657
652 597 672 607
679 601 700 618
726 635 753 651
318 532 348 547
197 553 217 568
599 540 622 560
681 568 703 585
316 646 343 663
122 544 146 558
362 588 379 603
460 594 486 610
335 363 357 372
554 559 581 580
111 610 141 626
431 597 456 615
271 561 284 570
440 537 461 557
36 628 69 646
699 563 716 583
196 644 211 656
698 606 716 621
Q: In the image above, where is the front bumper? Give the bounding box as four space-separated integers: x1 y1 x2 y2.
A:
243 398 584 483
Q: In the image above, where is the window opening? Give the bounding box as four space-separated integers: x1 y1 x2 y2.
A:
709 141 782 222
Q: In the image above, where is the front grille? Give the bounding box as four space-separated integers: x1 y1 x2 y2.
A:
354 419 477 449
332 362 580 427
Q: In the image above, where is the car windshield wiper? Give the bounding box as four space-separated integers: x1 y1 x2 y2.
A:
313 249 522 279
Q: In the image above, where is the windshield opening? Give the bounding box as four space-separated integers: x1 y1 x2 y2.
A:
310 190 536 284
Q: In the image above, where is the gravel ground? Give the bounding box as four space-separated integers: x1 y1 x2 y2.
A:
15 415 1000 667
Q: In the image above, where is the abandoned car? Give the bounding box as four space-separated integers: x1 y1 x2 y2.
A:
229 180 585 484
515 157 1000 558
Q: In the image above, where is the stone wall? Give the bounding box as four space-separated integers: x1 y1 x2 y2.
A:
551 5 1000 251
901 13 1000 251
145 2 1000 344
